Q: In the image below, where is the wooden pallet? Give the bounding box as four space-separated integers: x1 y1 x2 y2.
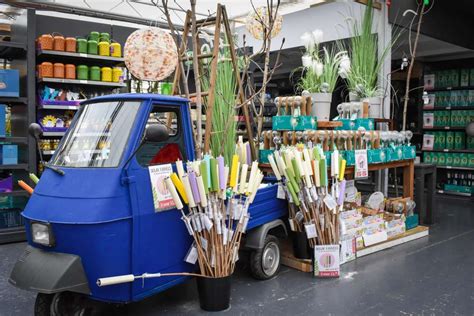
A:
280 239 312 272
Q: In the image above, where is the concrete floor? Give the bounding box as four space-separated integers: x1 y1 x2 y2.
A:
1 195 473 315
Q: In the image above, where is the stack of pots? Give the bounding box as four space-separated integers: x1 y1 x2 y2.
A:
349 93 383 118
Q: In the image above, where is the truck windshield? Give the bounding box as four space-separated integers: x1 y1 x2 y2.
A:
50 100 141 168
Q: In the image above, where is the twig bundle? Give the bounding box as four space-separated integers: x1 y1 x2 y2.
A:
165 154 264 277
268 144 347 246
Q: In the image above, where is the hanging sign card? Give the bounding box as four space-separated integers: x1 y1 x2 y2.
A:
148 163 175 211
354 149 369 179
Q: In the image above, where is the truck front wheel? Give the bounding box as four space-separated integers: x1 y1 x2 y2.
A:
249 235 281 280
34 292 100 316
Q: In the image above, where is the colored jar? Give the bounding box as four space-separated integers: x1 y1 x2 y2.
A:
89 66 101 81
87 40 98 55
89 31 100 42
38 34 53 50
65 64 76 79
110 42 121 57
40 62 53 78
77 65 89 80
53 34 65 51
99 32 110 43
53 63 65 78
77 38 87 54
101 67 112 82
98 41 110 56
112 68 122 83
65 37 76 53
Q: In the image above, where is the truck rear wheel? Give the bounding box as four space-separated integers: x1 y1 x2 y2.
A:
249 235 281 280
34 292 100 316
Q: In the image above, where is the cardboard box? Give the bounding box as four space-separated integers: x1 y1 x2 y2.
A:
0 69 19 97
0 144 18 165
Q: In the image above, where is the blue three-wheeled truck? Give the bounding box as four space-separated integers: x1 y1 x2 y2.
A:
8 94 289 315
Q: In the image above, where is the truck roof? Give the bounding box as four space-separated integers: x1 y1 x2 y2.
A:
83 93 189 104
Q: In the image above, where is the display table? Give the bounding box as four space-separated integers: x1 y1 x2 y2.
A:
261 159 415 199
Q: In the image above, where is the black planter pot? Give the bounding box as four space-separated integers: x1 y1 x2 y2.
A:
292 231 312 259
196 276 232 312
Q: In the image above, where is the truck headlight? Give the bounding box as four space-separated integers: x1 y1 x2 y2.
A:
31 222 54 247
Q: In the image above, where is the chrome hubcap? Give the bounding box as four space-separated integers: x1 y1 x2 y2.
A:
262 242 280 276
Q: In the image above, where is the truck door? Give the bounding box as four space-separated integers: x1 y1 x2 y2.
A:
128 103 195 300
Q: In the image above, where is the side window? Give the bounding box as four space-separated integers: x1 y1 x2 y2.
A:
136 106 186 166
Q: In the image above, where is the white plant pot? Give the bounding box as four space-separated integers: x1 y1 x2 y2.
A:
365 96 382 118
310 92 332 121
349 92 360 102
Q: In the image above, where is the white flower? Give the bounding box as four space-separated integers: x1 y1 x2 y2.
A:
339 54 351 73
300 32 314 51
338 68 348 79
312 29 324 45
301 54 312 68
312 60 324 77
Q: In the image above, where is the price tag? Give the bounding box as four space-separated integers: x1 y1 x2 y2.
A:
79 53 87 57
79 80 87 84
354 149 369 179
200 237 208 250
324 194 337 210
202 214 213 231
277 183 286 199
288 219 296 231
181 216 194 236
184 243 198 264
295 211 304 223
304 223 317 239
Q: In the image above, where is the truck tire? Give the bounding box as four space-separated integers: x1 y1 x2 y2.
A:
34 292 101 316
249 235 281 280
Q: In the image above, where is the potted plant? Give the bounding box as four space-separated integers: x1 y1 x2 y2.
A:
341 0 398 118
297 29 345 121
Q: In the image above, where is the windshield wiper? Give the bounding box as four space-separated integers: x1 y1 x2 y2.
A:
44 164 65 176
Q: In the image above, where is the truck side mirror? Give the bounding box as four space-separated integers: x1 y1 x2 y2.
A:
28 123 43 140
144 124 169 143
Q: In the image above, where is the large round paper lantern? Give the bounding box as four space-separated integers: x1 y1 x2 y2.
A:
124 27 178 81
245 7 282 40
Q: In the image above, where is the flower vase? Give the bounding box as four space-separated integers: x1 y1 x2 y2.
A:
310 92 332 121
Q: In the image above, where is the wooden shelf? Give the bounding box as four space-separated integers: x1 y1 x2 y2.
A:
318 121 343 128
38 77 127 88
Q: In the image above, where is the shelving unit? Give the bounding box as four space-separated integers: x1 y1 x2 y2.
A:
0 36 31 243
37 49 125 63
422 65 474 199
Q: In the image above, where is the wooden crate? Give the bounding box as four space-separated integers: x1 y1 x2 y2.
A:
280 239 312 273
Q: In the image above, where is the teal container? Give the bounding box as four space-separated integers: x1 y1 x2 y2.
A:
77 38 87 54
387 147 403 161
405 214 419 231
87 40 98 55
99 32 110 43
258 149 275 164
402 146 416 160
341 150 355 166
354 118 374 131
272 116 317 131
335 119 356 130
368 148 386 164
89 66 101 81
89 31 100 42
77 65 88 80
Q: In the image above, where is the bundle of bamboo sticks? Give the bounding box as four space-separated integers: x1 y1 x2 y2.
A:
268 144 347 246
165 154 264 277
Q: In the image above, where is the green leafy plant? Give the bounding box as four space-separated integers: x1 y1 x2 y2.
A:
202 46 238 163
341 0 399 99
296 30 345 94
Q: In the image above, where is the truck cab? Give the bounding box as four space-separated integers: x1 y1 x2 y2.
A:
9 94 288 313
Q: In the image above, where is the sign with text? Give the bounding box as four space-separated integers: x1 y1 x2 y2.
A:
354 149 369 179
148 164 175 211
314 245 340 277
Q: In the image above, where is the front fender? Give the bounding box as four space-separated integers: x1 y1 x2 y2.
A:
9 246 90 295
